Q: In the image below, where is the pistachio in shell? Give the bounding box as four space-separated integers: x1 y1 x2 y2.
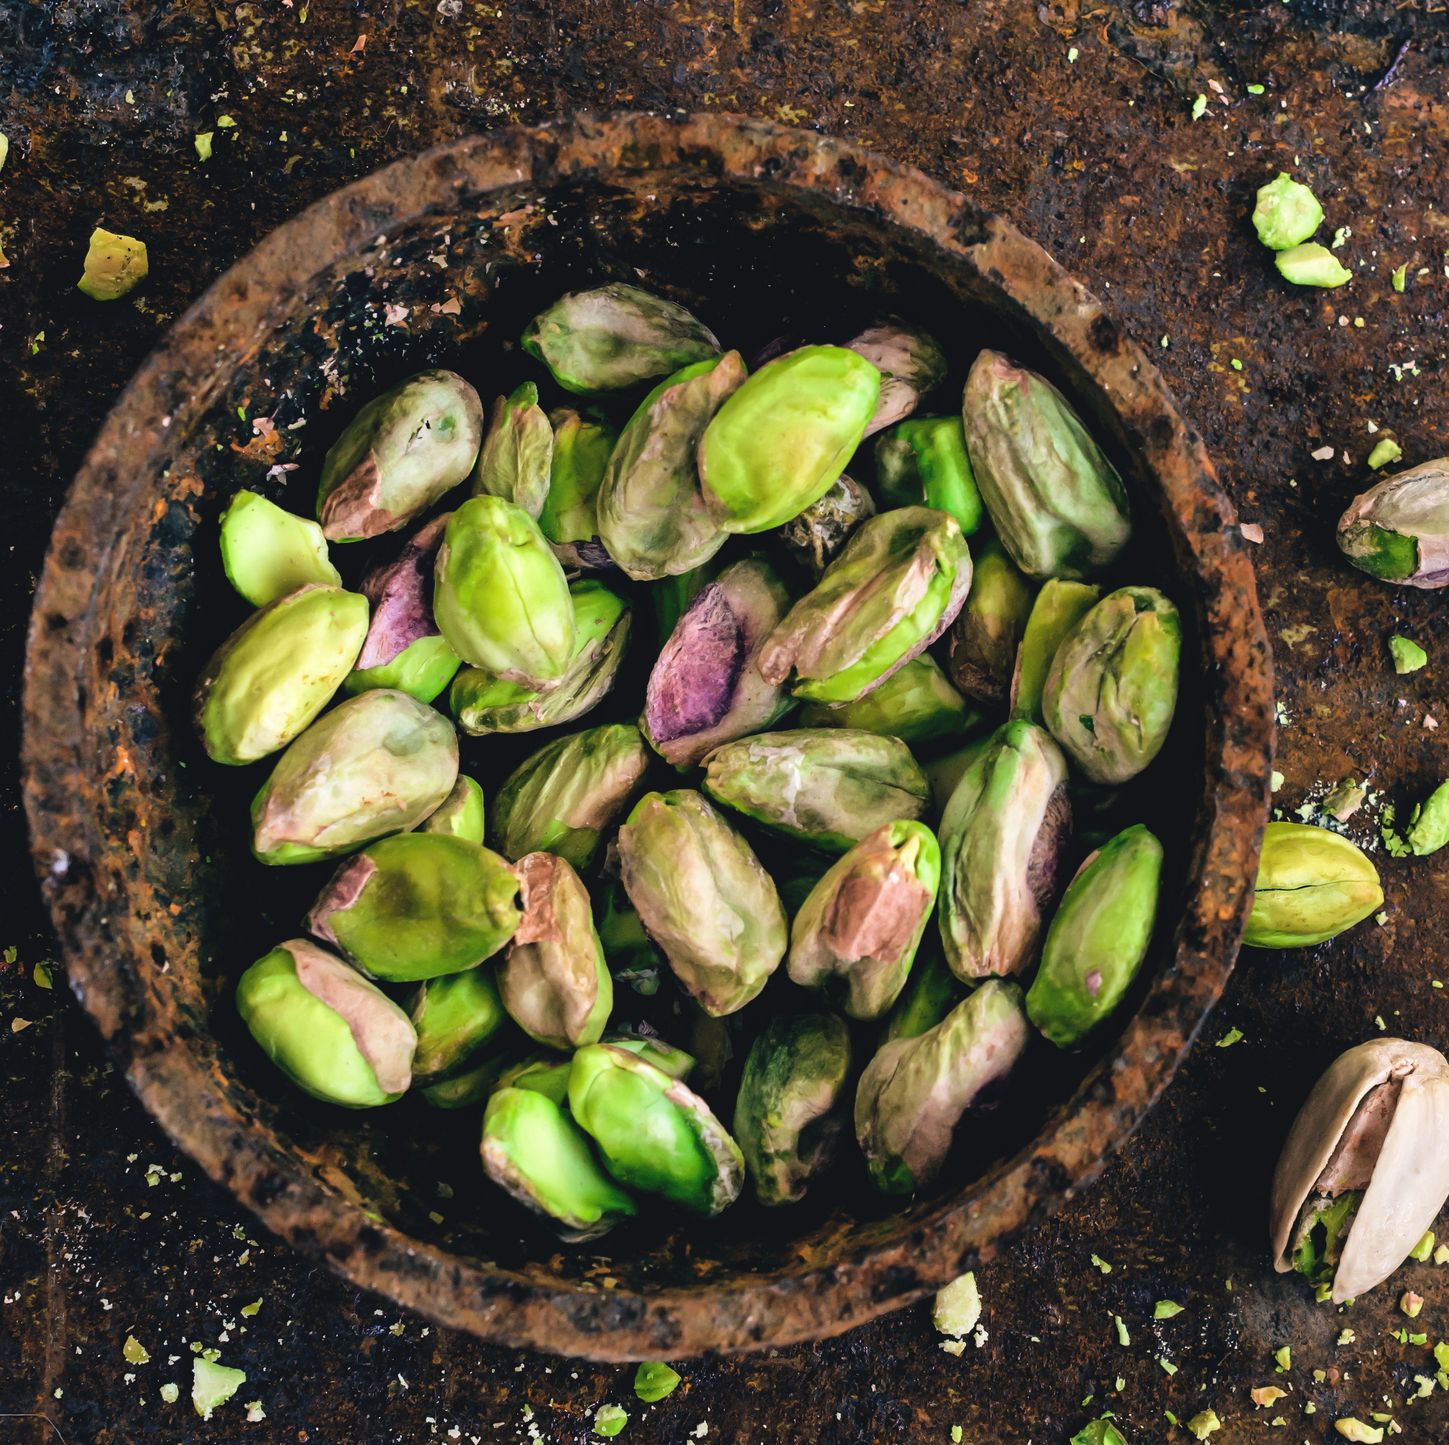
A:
1010 579 1101 723
472 381 553 517
1336 457 1449 589
419 774 485 844
539 408 618 568
406 966 509 1085
219 490 341 607
1244 822 1384 948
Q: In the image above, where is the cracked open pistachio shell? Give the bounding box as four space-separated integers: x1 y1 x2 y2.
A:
195 584 369 766
642 556 793 767
801 654 980 748
938 721 1072 981
617 789 787 1016
732 1013 853 1206
498 852 612 1050
1010 579 1101 723
1336 458 1449 589
698 346 882 534
962 350 1131 579
1270 1038 1449 1302
450 579 631 735
482 1086 638 1241
472 381 553 517
787 821 941 1020
236 939 416 1107
306 833 521 982
317 369 483 542
1042 586 1181 785
539 409 618 569
433 494 575 687
1026 823 1163 1047
406 965 509 1086
1244 822 1384 948
595 352 743 580
420 774 485 844
884 947 965 1043
777 473 877 578
948 539 1036 707
219 490 341 607
251 689 458 865
846 323 947 437
855 979 1031 1195
874 415 984 538
522 282 720 394
491 723 651 872
702 728 929 854
569 1043 744 1214
344 513 460 704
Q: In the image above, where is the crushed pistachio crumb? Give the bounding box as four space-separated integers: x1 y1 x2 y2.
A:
1154 1300 1184 1320
1091 1254 1112 1274
1333 1420 1384 1443
123 1335 151 1364
1390 263 1407 293
1252 1386 1288 1407
933 1272 981 1338
160 1382 179 1404
1216 1028 1244 1048
1400 1291 1424 1319
593 1403 628 1438
1367 437 1403 470
1409 1231 1435 1262
1186 1409 1222 1439
1190 94 1207 120
1275 1346 1292 1372
1114 1315 1130 1347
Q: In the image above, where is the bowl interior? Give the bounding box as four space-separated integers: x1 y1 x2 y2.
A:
27 118 1270 1355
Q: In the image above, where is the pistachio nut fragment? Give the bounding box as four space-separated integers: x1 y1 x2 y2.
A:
801 654 980 748
195 584 369 766
1042 586 1182 785
643 556 793 767
962 350 1131 579
732 1013 852 1206
522 282 720 394
1026 824 1164 1047
702 728 930 854
251 689 458 865
491 723 651 872
617 789 787 1015
938 721 1072 981
1270 1038 1449 1301
847 322 947 437
421 1053 516 1109
874 416 984 537
420 774 485 844
1275 242 1352 288
884 947 965 1043
1407 780 1449 857
219 490 341 607
1336 458 1449 589
450 579 631 735
497 852 612 1050
788 821 941 1020
758 506 973 704
433 495 575 686
568 1043 744 1214
855 979 1031 1194
1010 579 1102 723
948 539 1036 707
77 226 148 300
1252 173 1325 250
236 939 415 1107
1245 823 1384 948
539 409 618 568
595 352 743 581
406 966 508 1085
344 513 460 704
698 346 882 534
472 381 553 517
777 473 877 578
482 1086 638 1241
306 833 521 981
317 369 483 542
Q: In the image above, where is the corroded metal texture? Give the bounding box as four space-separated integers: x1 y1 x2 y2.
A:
21 112 1272 1359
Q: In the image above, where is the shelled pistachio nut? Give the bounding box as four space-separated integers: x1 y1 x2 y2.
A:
1245 823 1384 948
801 654 979 748
757 506 972 704
497 1054 574 1105
787 821 941 1020
236 939 416 1107
407 966 509 1086
420 1052 516 1110
419 774 485 844
938 721 1072 981
251 689 458 865
472 381 553 517
873 415 984 537
846 322 947 437
642 555 794 768
961 350 1131 579
884 947 965 1043
651 559 722 648
777 473 877 578
568 1043 744 1214
1336 458 1449 589
1010 579 1101 723
195 584 369 766
595 869 666 998
539 408 618 568
317 369 483 542
733 1012 853 1206
1270 1038 1449 1301
601 1030 696 1082
948 539 1036 707
616 789 787 1016
219 490 341 607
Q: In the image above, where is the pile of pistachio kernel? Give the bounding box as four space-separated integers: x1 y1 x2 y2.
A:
196 280 1190 1239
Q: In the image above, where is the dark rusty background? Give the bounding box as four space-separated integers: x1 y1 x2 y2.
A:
2 1 1447 1442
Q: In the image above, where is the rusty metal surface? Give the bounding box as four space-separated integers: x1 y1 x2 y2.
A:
1 2 1446 1442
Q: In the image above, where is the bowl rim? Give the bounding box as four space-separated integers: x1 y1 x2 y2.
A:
22 111 1274 1360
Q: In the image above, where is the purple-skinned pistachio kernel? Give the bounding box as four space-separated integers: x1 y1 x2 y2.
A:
354 513 450 670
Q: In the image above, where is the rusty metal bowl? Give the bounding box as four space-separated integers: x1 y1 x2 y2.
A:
22 113 1273 1360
